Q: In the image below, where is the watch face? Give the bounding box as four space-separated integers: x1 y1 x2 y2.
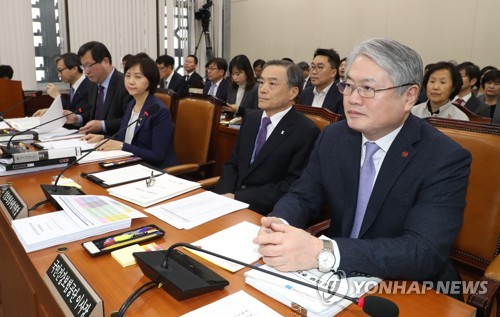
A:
319 251 335 271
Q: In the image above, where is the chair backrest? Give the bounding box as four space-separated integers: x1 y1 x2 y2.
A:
454 104 492 123
426 117 500 274
294 104 341 130
155 89 179 122
174 94 222 165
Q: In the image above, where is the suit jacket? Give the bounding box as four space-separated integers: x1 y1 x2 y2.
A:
63 76 91 113
464 94 489 117
186 71 204 89
477 94 500 122
298 84 344 117
272 115 471 292
203 78 229 102
215 107 320 214
226 83 258 116
166 72 189 96
117 94 178 168
84 69 132 135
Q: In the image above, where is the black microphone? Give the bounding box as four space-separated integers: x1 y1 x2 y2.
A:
4 106 84 152
133 242 399 317
0 90 43 121
40 104 160 208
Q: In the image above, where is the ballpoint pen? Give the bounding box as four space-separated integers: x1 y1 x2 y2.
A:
101 230 162 251
101 226 155 247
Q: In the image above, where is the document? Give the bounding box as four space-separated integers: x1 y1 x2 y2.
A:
87 164 164 188
145 191 249 229
36 138 96 151
181 290 282 317
184 221 261 272
6 96 65 133
37 127 79 141
108 172 201 206
76 150 132 164
11 195 146 252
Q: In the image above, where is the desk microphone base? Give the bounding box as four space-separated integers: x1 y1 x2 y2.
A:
134 250 229 301
40 184 85 210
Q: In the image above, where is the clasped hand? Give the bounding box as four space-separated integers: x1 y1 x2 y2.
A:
82 134 123 151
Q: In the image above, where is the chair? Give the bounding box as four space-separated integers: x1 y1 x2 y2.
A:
154 89 179 122
165 93 222 179
454 103 492 123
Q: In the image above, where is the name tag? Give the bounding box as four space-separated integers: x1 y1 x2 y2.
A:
0 184 27 222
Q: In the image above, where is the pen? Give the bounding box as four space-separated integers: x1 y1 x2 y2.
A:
102 227 156 247
101 231 162 251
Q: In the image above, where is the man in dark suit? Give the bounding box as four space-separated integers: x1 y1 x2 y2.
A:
453 62 488 116
215 60 320 215
298 48 344 117
156 54 188 96
66 41 132 135
254 39 471 299
183 54 204 89
203 57 229 102
34 53 90 129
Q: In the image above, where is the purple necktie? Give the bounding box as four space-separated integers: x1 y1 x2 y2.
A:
253 117 272 160
95 84 105 120
350 142 380 238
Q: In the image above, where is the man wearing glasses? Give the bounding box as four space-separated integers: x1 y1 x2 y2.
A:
203 57 229 102
66 41 132 135
298 48 344 117
254 38 471 300
155 54 188 96
33 53 90 128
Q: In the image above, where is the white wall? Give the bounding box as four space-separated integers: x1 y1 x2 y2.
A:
230 0 500 68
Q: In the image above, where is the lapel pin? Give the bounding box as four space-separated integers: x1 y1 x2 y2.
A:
281 130 284 135
402 151 409 157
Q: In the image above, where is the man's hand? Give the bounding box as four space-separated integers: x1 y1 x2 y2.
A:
223 193 235 199
253 216 323 271
79 120 103 134
222 104 238 113
46 83 61 99
33 108 48 117
81 133 104 144
96 139 122 151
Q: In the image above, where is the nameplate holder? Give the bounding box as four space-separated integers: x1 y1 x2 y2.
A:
0 183 28 222
44 254 104 317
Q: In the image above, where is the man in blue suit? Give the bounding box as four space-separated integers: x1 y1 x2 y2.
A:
254 38 471 299
298 48 344 117
203 57 229 102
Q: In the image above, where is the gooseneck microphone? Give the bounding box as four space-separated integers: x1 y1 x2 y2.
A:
40 104 160 208
0 90 43 121
133 242 399 317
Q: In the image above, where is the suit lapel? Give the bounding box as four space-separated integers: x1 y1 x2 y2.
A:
103 71 118 117
358 116 421 237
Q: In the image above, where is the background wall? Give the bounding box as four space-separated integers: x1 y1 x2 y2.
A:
230 0 500 68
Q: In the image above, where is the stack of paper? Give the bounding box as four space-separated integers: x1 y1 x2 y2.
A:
244 264 381 317
145 191 249 229
11 195 146 253
108 173 201 207
76 150 132 164
6 96 65 133
87 164 164 187
36 137 95 151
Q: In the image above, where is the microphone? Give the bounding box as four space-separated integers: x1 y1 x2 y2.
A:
0 90 43 121
4 107 83 153
40 104 160 208
133 242 399 317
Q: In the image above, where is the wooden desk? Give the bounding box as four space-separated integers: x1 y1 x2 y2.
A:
213 125 238 176
0 164 476 316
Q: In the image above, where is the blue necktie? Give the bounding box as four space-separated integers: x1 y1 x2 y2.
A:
70 86 75 103
208 82 217 96
95 84 105 120
252 117 272 161
350 142 380 238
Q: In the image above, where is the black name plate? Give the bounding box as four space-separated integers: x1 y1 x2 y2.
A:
44 254 103 317
0 184 27 221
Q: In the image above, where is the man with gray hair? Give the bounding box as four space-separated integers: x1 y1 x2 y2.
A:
254 39 471 299
215 60 319 215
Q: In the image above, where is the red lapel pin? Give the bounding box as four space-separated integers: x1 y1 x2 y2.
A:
402 151 409 157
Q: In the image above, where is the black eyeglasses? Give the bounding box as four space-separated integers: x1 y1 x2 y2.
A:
337 82 415 98
56 67 67 73
82 61 99 71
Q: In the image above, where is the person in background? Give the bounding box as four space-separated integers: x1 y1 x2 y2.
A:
253 59 265 79
203 57 229 102
411 62 468 121
33 53 90 125
452 62 487 117
477 69 500 122
83 53 177 168
183 54 204 89
121 54 134 72
338 57 347 83
254 38 471 300
66 41 132 134
0 65 13 79
297 61 311 90
215 60 319 215
475 66 497 96
224 54 259 117
156 54 188 96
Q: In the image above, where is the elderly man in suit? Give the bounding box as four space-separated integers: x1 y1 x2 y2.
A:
299 48 344 117
34 52 90 129
215 60 320 215
254 38 471 300
65 41 132 135
156 54 188 96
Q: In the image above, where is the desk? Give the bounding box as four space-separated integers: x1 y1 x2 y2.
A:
213 125 238 176
0 164 476 316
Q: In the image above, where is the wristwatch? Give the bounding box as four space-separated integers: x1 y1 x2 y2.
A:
317 239 336 273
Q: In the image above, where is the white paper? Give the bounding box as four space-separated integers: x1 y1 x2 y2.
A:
6 96 65 133
185 221 261 272
37 127 79 141
181 290 282 317
36 137 95 151
93 164 163 187
145 191 249 229
76 150 132 164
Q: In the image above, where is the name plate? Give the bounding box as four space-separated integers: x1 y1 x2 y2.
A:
44 254 103 317
0 184 27 222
